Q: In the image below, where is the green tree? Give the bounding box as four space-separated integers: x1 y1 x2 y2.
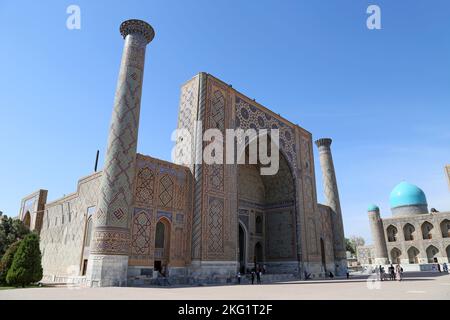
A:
0 241 21 285
350 236 365 249
345 238 355 255
0 213 30 257
345 236 366 257
6 233 42 287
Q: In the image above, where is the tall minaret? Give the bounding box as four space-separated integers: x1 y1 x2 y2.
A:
367 205 389 265
86 19 155 287
315 138 347 275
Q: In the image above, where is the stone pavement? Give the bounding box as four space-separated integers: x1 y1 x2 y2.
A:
0 272 449 300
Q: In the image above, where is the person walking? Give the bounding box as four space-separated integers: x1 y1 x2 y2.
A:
443 262 448 273
389 264 395 281
395 264 402 281
437 263 442 273
251 271 255 285
236 272 241 284
256 270 261 284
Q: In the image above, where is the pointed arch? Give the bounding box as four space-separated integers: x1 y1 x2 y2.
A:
238 221 248 273
84 216 93 247
421 221 434 240
255 215 263 234
155 217 171 249
390 247 401 264
386 225 398 242
23 211 31 229
320 237 326 272
440 219 450 238
254 242 263 266
407 246 420 264
403 223 416 241
426 245 439 263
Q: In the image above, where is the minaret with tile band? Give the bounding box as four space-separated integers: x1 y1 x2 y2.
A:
86 19 154 287
315 138 347 275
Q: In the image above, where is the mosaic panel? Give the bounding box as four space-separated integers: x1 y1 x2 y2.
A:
158 174 174 208
130 208 152 265
235 96 297 175
135 167 155 205
207 197 224 255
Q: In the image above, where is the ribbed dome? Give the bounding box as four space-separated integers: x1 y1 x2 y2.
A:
367 204 379 212
389 182 427 208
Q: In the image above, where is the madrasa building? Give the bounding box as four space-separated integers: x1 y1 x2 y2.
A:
17 19 347 287
357 172 450 270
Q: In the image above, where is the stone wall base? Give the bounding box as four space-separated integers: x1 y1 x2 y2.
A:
86 254 129 287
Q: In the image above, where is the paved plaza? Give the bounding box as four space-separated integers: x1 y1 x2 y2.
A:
0 272 449 300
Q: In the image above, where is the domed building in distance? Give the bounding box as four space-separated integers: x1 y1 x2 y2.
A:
357 176 450 271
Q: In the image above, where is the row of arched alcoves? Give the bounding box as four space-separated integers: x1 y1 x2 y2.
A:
389 245 450 264
386 220 450 242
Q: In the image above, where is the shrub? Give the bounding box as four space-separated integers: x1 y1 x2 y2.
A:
0 213 30 257
6 233 42 287
0 241 21 285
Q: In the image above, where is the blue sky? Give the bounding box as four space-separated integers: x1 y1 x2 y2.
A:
0 0 449 243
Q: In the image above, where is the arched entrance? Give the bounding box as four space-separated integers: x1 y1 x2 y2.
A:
254 242 263 268
446 245 450 263
403 223 415 241
154 218 171 276
440 219 450 238
407 246 420 264
390 248 401 264
238 223 246 273
320 238 326 272
426 245 439 263
23 211 31 229
237 141 296 274
386 225 398 242
421 221 434 240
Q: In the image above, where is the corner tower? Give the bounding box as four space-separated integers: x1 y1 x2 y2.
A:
86 19 155 287
315 138 347 275
367 205 389 265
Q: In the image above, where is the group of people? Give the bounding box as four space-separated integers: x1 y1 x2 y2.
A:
376 264 403 281
236 265 266 284
432 262 448 273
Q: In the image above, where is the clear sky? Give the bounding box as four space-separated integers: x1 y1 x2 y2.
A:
1 0 449 243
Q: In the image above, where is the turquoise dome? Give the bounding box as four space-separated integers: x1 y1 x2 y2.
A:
367 204 379 212
389 182 427 208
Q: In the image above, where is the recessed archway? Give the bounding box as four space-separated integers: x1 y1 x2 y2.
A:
84 216 93 247
254 242 263 267
440 219 450 238
155 218 171 275
403 223 416 241
390 248 401 264
238 223 247 274
421 221 434 240
23 211 31 229
237 140 296 273
320 238 326 272
407 246 420 264
255 216 263 234
387 225 398 242
426 245 439 263
446 245 450 263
